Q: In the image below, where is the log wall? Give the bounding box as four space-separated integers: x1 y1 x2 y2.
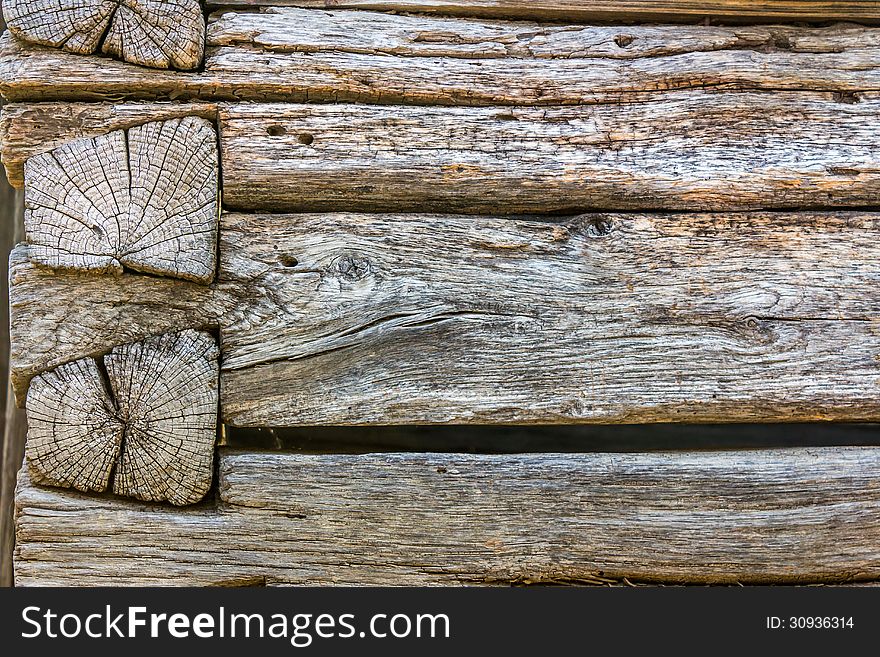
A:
2 0 879 585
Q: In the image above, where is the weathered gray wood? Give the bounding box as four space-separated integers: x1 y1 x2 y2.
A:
206 1 880 23
10 211 880 425
103 330 219 504
26 358 123 493
14 447 880 585
207 8 880 58
10 91 880 214
23 116 219 282
16 96 880 212
4 11 880 104
218 212 880 425
9 243 215 408
220 96 880 213
3 0 205 69
0 102 217 189
26 330 219 505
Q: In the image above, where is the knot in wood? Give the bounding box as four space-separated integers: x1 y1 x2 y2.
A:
333 254 373 282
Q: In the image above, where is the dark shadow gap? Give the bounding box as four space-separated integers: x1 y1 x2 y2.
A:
223 423 880 454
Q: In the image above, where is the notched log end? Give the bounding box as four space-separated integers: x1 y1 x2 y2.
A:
3 0 206 70
23 115 219 284
24 329 219 506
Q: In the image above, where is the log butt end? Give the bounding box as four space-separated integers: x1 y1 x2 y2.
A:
24 329 219 506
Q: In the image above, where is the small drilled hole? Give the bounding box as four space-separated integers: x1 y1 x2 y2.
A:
586 217 613 237
773 35 792 50
267 125 286 137
278 254 299 267
298 133 315 145
832 91 861 104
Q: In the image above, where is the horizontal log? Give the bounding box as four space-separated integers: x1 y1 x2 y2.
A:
11 211 880 425
219 96 880 213
218 211 880 425
205 1 880 23
3 10 880 104
7 95 879 211
15 447 880 585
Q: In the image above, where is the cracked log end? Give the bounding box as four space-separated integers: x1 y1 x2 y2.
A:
4 0 205 70
24 116 218 283
25 329 219 506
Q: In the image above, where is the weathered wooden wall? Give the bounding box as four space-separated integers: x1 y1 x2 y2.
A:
4 0 880 586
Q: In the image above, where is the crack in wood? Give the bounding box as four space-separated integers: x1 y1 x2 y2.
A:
23 116 219 283
25 329 219 505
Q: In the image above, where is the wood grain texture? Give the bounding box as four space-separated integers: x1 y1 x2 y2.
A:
24 116 219 282
206 1 880 23
217 211 880 425
10 212 880 425
25 330 218 505
8 244 216 404
0 102 218 189
4 11 880 104
3 0 205 69
14 447 880 585
220 96 880 213
26 358 123 493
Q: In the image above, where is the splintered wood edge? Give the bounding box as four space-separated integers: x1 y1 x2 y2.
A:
23 115 219 283
4 0 206 70
24 329 219 506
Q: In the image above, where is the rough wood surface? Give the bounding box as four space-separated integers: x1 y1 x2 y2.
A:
217 212 880 425
3 0 205 69
10 212 880 425
26 358 123 493
0 102 217 189
206 1 880 23
8 245 215 401
4 12 880 104
220 96 880 213
25 330 218 505
24 116 218 282
14 447 880 585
